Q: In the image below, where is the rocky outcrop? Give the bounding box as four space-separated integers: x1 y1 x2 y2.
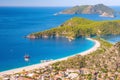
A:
60 4 115 18
26 34 36 39
100 12 114 18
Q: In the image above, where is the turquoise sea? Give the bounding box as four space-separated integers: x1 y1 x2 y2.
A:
0 7 120 71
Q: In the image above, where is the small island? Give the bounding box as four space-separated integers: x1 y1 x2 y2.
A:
59 4 115 18
27 17 120 40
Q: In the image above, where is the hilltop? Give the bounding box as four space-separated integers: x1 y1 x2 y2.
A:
27 17 120 39
59 4 115 18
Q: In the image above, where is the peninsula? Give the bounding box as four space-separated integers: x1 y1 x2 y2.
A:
59 4 115 18
27 17 120 39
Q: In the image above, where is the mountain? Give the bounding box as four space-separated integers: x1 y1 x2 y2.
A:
27 17 120 39
59 4 115 18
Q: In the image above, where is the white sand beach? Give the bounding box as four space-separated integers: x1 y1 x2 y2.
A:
0 38 100 75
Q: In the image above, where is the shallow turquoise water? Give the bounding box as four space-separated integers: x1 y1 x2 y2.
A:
101 35 120 44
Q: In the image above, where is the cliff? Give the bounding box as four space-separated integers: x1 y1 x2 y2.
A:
59 4 115 18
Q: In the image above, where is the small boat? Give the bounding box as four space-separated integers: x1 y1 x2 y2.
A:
40 59 53 63
24 54 30 62
53 13 58 16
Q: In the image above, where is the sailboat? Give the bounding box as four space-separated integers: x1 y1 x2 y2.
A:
24 54 30 62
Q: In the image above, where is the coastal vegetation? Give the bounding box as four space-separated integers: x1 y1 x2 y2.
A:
28 17 120 40
52 38 113 70
51 38 120 79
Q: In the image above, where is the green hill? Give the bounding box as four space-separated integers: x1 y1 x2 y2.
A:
27 17 120 39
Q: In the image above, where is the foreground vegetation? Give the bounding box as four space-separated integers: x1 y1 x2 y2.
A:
28 17 120 39
51 38 120 79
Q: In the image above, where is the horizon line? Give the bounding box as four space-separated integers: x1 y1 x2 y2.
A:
0 6 72 7
0 5 119 7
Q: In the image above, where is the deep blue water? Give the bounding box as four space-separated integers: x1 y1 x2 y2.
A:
0 7 120 71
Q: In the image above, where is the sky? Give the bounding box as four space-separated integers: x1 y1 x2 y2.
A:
0 0 119 7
